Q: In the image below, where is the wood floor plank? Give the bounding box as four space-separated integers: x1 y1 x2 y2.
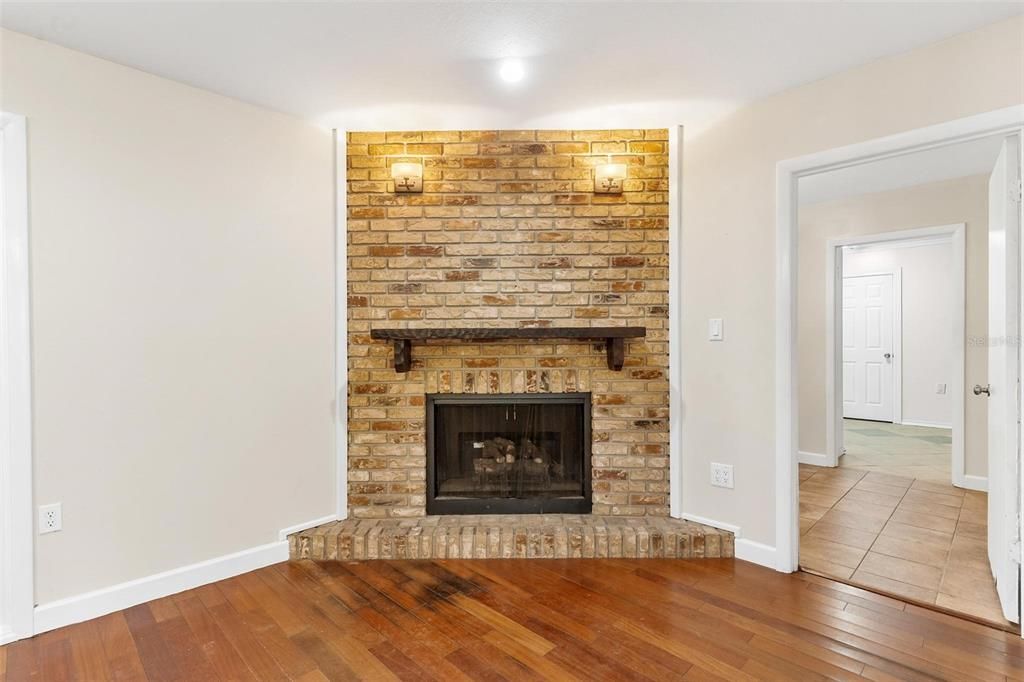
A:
480 629 580 681
448 593 556 655
38 637 74 682
206 602 289 681
174 595 258 682
66 620 113 682
3 557 1014 680
290 630 359 681
3 637 40 681
121 604 183 682
94 612 149 681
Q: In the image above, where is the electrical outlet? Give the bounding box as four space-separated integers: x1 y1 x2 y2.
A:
39 503 62 534
710 463 734 489
936 383 947 395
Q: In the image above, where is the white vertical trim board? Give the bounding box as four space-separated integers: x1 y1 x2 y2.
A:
776 146 800 573
669 124 684 519
334 129 348 521
0 112 34 644
776 105 1024 578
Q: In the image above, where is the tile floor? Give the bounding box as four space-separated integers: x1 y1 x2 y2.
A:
840 418 952 482
799 419 1013 628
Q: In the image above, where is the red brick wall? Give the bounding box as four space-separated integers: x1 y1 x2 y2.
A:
347 129 669 518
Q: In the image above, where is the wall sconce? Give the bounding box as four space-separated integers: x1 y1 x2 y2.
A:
391 162 423 193
594 162 627 194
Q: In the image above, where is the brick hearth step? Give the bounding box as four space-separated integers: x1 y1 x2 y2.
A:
289 515 733 561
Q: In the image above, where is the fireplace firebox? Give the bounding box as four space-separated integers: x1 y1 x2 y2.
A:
426 393 592 515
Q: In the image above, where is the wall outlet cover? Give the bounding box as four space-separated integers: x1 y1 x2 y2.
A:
39 503 62 534
710 462 734 489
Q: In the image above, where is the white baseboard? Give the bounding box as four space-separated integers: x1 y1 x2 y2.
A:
960 474 988 492
682 514 774 569
278 513 337 541
33 513 338 636
681 513 742 537
797 450 831 466
0 629 20 646
735 539 777 569
899 419 952 430
34 540 288 635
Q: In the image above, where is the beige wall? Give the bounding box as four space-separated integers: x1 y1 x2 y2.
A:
681 17 1022 547
0 29 336 603
798 176 989 477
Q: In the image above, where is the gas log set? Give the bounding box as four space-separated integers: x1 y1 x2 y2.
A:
472 437 565 488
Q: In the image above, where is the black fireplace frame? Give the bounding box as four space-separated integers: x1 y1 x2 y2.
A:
425 392 592 515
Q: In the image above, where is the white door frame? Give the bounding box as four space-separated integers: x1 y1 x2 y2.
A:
0 111 34 644
776 105 1024 580
823 226 966 487
333 125 686 521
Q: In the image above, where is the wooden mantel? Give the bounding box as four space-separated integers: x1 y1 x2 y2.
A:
370 327 647 373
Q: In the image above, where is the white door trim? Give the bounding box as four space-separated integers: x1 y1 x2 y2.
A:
824 225 964 479
669 125 684 518
776 104 1024 577
0 111 34 644
334 130 348 520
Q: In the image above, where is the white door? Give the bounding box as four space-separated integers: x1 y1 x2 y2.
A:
842 274 895 422
986 134 1021 624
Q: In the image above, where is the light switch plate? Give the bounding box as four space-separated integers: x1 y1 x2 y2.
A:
708 318 724 341
936 383 947 395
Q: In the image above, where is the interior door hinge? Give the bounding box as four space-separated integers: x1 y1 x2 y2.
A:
1011 539 1021 565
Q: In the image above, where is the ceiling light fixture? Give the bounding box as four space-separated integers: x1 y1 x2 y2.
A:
498 59 525 83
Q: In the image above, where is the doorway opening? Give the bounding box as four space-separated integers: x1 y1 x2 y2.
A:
813 224 968 481
788 125 1022 630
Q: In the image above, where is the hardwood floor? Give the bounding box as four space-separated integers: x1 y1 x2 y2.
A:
4 559 1024 680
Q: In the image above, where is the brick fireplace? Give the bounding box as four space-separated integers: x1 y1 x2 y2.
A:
346 129 671 519
289 128 733 561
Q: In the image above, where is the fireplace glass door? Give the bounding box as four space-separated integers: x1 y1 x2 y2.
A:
426 393 592 514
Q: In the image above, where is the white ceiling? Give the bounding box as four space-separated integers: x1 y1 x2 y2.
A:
2 2 1021 133
799 134 1006 205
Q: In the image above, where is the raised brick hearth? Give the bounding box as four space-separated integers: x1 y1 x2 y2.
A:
289 516 733 561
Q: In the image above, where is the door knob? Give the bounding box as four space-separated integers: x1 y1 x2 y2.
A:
884 353 892 360
974 384 991 396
